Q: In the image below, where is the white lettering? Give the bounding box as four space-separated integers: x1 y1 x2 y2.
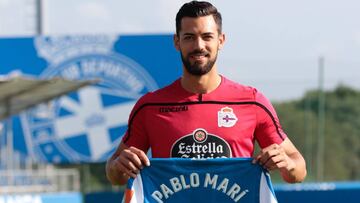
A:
234 190 249 202
178 143 186 154
160 184 174 199
180 175 190 189
226 183 241 199
151 173 249 202
217 178 229 193
204 173 218 189
151 191 163 203
177 142 225 157
61 64 80 79
202 144 208 153
169 177 182 192
216 144 224 153
190 173 200 187
79 59 144 92
181 154 190 158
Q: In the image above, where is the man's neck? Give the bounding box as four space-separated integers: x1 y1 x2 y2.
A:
181 68 221 94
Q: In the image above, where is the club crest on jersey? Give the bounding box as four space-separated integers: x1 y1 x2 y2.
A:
218 107 238 127
171 128 232 159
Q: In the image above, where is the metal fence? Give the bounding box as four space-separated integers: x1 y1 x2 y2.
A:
0 167 80 194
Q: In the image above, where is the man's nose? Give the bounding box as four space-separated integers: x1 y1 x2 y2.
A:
194 37 206 50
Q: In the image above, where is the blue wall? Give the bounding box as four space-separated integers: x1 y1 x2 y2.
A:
85 191 123 203
274 182 360 203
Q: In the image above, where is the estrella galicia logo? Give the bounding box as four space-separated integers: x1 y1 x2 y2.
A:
171 128 232 159
20 35 158 163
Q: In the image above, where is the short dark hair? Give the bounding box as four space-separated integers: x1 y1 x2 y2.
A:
175 1 222 36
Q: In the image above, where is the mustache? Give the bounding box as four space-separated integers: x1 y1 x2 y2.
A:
189 50 209 56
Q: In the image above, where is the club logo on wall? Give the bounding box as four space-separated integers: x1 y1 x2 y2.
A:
20 35 158 163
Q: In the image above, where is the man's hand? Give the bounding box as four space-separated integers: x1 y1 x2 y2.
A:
253 138 306 183
253 143 295 172
106 143 150 185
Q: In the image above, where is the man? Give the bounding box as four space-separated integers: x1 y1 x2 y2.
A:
106 1 306 186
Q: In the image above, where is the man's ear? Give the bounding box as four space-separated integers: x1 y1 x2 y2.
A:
173 34 180 51
218 33 225 50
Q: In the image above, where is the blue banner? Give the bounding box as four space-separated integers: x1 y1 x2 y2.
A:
0 35 181 163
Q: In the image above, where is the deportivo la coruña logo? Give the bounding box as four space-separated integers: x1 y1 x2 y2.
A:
171 128 232 159
218 107 238 127
20 35 158 163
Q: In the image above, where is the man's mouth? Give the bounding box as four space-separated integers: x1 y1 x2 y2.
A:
190 52 209 60
192 55 206 60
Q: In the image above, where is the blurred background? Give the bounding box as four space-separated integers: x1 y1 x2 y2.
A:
0 0 359 202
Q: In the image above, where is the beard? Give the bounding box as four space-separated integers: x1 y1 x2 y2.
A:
181 49 217 76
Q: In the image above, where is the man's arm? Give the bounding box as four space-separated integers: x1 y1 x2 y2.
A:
253 138 307 183
106 141 150 185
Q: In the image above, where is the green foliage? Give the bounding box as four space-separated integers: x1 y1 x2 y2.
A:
274 85 360 182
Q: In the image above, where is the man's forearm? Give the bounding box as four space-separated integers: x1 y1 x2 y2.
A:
106 157 129 185
281 152 307 183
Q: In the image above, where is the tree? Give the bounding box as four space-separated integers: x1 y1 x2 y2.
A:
274 85 360 181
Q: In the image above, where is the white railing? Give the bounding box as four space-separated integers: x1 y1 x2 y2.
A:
0 129 81 194
0 167 80 194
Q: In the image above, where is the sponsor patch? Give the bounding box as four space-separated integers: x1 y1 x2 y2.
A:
171 128 232 159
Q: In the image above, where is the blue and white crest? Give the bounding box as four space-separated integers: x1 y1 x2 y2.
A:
217 107 238 128
20 35 158 163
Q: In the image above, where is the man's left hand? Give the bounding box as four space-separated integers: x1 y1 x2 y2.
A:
253 143 295 172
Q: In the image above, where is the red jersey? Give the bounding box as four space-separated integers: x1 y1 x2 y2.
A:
123 76 287 158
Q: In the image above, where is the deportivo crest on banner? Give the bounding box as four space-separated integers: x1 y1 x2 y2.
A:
18 36 159 163
171 128 232 159
0 34 180 163
218 107 238 127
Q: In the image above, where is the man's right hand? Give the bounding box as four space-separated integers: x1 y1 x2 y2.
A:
106 142 150 185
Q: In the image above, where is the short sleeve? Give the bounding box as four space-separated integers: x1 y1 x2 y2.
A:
253 90 287 148
122 95 150 152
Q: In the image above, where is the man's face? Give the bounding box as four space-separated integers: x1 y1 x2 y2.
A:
174 15 225 76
